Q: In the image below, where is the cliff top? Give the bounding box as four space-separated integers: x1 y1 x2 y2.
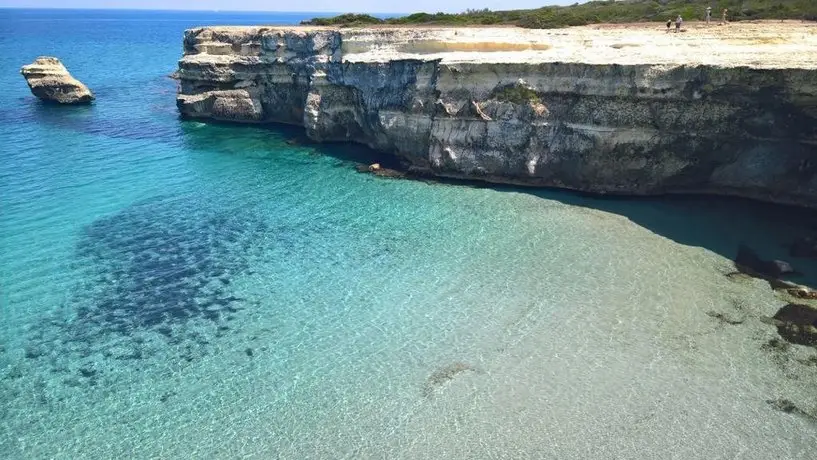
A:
302 0 817 28
186 21 817 69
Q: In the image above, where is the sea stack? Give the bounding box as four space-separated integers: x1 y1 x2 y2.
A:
20 56 94 104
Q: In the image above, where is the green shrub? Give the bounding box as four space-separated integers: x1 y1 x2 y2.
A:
493 84 540 104
303 1 817 29
301 13 383 26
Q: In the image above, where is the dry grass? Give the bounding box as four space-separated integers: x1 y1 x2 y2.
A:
397 40 551 53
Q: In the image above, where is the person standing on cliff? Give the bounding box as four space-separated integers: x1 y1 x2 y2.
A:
675 15 683 33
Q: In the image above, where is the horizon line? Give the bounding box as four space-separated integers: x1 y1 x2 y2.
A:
0 6 414 15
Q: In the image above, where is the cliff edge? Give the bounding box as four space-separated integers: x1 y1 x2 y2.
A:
176 23 817 207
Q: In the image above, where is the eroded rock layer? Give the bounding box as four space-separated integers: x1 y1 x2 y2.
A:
176 26 817 206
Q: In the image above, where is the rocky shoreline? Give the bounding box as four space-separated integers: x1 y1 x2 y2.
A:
175 23 817 208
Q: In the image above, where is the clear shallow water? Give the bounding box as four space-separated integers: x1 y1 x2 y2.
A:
2 8 817 459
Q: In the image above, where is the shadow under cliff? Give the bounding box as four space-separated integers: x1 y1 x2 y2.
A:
178 118 405 167
519 188 817 288
449 179 817 289
178 120 817 289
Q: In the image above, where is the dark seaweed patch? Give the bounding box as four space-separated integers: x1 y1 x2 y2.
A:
766 398 817 422
761 338 791 353
422 362 479 398
69 196 267 337
17 196 270 390
705 310 744 325
768 398 799 414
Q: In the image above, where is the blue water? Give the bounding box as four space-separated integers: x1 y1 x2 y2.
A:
2 8 817 459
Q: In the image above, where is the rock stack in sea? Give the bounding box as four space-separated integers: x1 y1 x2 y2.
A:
20 56 94 104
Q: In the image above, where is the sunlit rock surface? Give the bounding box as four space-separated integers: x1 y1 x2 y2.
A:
20 56 94 104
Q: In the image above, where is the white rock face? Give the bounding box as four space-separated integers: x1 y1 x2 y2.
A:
176 25 817 207
20 56 94 104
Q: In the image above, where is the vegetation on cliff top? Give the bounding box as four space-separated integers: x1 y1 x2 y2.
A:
492 84 541 104
302 0 817 28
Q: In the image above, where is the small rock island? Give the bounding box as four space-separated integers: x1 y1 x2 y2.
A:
20 56 94 104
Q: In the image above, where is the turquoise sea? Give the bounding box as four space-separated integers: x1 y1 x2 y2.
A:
1 8 816 459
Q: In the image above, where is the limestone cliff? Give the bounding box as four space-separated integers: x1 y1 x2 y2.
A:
21 57 94 104
176 25 817 207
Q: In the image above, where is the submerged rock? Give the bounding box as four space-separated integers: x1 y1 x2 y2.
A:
354 162 405 178
734 244 797 279
771 303 817 346
20 56 94 104
788 286 817 300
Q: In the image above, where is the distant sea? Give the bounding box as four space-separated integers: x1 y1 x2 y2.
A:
1 8 816 459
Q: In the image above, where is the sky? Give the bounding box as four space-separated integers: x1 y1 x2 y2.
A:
0 0 573 14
